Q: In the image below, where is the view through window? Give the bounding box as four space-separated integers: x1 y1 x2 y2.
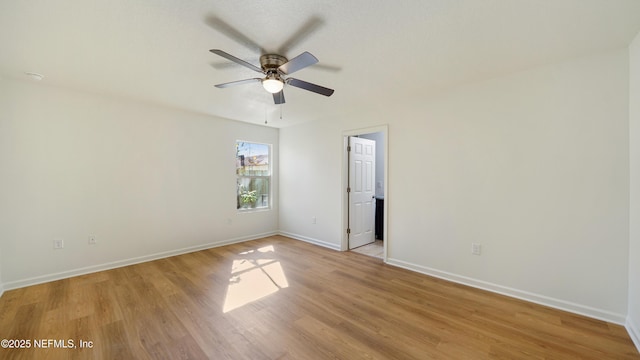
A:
236 141 270 210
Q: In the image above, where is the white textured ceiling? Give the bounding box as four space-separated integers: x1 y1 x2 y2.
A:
2 0 640 127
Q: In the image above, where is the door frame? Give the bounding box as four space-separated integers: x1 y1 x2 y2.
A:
341 125 389 261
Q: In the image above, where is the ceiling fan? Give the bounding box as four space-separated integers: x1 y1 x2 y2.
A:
210 49 334 104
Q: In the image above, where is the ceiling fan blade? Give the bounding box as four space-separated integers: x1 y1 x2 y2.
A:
277 16 324 55
210 49 264 74
308 63 342 73
204 16 265 54
273 91 285 104
278 52 318 75
215 78 261 88
210 61 245 70
287 78 334 97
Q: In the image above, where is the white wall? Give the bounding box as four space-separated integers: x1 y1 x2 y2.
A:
0 246 3 297
278 120 343 249
0 79 279 288
280 49 631 323
628 30 640 349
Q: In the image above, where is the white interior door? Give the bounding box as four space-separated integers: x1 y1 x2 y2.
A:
348 136 376 249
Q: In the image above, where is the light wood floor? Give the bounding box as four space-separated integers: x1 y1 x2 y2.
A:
0 235 638 359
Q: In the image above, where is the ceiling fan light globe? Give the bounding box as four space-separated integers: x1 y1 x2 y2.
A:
262 78 284 93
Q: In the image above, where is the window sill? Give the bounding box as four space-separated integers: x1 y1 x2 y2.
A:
237 207 271 213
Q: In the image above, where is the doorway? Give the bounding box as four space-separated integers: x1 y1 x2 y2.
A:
342 125 388 261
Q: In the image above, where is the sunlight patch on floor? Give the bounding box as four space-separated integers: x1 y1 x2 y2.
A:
223 245 289 313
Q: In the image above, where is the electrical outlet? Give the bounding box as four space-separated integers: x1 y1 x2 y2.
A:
53 239 64 249
471 243 481 255
312 216 317 224
88 235 97 245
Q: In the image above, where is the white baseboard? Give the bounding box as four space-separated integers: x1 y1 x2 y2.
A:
386 258 627 325
2 231 278 291
278 231 341 251
627 317 640 353
0 283 4 298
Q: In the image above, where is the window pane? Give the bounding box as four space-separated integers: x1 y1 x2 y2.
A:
237 142 270 176
237 177 269 209
236 141 271 210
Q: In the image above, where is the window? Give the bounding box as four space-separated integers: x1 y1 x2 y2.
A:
236 141 271 210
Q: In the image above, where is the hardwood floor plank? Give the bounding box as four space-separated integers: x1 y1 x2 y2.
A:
0 235 638 359
100 320 139 360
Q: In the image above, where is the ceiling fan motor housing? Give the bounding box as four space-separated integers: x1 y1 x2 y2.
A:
260 54 288 74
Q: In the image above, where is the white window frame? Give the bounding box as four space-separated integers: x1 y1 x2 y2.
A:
236 140 272 212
